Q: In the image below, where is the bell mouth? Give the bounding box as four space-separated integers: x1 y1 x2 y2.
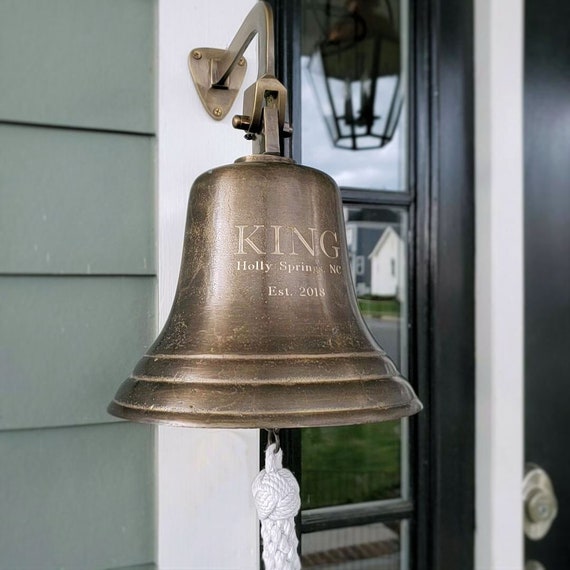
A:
108 394 422 429
108 352 422 429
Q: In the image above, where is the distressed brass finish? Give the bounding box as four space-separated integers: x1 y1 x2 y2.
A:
189 2 276 121
188 47 248 121
108 154 422 428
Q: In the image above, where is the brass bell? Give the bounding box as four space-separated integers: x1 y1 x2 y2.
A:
108 2 421 429
109 153 421 427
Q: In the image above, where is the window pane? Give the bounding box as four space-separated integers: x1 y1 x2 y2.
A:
301 0 408 191
344 207 408 373
302 422 402 508
302 520 409 569
302 206 409 509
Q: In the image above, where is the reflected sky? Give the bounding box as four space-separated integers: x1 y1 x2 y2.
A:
301 55 406 191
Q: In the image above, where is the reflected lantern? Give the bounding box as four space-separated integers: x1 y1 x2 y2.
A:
306 0 403 150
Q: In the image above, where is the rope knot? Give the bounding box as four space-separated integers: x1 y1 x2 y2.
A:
252 443 301 570
252 443 301 521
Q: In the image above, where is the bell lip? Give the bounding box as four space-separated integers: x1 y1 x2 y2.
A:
107 398 422 428
107 388 422 429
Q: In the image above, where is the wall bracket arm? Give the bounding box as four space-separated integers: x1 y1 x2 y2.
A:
188 1 291 155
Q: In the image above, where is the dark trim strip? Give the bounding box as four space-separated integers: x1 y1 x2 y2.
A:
302 499 414 533
0 119 155 138
409 0 433 566
0 419 138 434
340 188 413 206
107 562 156 570
411 0 476 568
0 273 156 278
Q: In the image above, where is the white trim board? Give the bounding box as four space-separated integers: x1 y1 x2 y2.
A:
156 0 525 567
475 0 524 567
157 1 259 568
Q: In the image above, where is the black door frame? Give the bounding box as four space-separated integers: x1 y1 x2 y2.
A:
524 0 570 565
412 0 475 568
268 0 475 567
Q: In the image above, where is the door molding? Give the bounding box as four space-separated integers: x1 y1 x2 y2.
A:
412 0 475 568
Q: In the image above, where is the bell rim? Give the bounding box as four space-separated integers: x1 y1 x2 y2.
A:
107 396 422 429
107 371 422 428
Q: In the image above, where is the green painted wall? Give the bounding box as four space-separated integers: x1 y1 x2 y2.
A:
0 0 155 132
0 0 157 568
0 125 156 275
0 424 155 569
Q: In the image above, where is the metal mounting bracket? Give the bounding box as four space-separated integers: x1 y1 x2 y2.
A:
188 48 248 121
188 2 290 154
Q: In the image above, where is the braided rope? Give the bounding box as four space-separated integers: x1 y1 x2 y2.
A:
252 443 301 570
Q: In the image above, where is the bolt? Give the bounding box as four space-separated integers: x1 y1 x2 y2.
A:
192 50 202 60
232 115 251 131
238 57 246 67
213 107 223 118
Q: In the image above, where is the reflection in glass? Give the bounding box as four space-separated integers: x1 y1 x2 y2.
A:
302 422 402 509
301 207 409 509
301 0 407 191
302 520 409 570
307 0 402 150
344 207 408 373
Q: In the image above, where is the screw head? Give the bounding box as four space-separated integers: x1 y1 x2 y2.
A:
213 107 223 118
192 50 202 60
238 57 246 67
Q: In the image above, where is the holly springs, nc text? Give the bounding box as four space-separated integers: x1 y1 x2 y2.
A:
234 225 343 278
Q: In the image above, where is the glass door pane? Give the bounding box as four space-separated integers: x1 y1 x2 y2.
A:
299 2 412 567
302 520 410 570
302 422 403 508
301 0 408 191
301 206 409 505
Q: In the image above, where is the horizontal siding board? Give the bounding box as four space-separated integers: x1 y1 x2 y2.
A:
0 0 155 133
0 124 156 275
0 276 156 430
105 562 156 570
0 423 154 570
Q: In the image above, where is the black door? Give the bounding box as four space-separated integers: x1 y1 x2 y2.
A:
269 1 475 567
524 0 570 567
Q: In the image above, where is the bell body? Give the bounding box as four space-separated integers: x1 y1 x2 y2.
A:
108 154 421 427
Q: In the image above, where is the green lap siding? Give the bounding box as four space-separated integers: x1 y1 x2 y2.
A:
0 0 156 133
0 0 157 568
106 565 156 570
0 276 156 430
0 125 156 275
0 423 154 570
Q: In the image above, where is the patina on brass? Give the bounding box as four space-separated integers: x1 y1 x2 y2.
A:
108 1 422 428
188 1 275 121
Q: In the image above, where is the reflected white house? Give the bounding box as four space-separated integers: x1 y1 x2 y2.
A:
368 226 405 301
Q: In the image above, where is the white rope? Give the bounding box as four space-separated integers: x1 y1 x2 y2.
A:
252 443 302 570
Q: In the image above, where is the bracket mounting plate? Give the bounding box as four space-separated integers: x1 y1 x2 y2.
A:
188 47 248 121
